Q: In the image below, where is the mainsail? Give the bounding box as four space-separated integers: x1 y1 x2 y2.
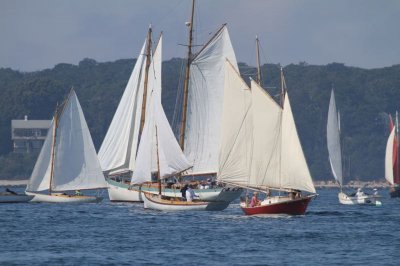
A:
98 40 148 173
327 89 343 187
217 60 316 193
183 25 238 175
27 90 107 192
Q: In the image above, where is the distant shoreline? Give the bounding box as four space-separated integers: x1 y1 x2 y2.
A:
0 179 28 186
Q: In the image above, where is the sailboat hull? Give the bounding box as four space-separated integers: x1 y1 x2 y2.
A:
338 192 381 205
106 178 242 204
143 193 229 211
0 194 33 203
389 186 400 198
240 195 315 215
26 192 103 203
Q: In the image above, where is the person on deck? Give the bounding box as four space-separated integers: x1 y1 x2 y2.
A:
180 184 188 201
186 185 198 202
250 192 260 207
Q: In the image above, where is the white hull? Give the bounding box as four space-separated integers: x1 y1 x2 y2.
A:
143 193 208 211
0 194 33 203
338 192 381 206
26 192 102 203
106 178 242 204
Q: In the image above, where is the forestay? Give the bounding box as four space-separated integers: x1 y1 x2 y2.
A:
327 89 343 186
98 40 147 173
184 26 238 175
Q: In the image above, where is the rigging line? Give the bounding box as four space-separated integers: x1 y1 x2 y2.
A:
151 0 186 27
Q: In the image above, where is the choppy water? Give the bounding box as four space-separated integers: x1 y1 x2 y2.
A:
1 187 399 265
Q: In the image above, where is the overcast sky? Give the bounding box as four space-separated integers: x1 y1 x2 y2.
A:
1 0 399 71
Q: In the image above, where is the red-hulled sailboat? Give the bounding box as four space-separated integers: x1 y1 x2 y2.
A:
217 38 317 215
385 112 400 197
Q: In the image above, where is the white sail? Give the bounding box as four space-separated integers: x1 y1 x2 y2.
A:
327 89 343 186
184 26 238 175
26 121 54 192
217 60 253 185
249 80 282 189
281 94 316 193
132 36 191 184
98 40 147 173
51 90 107 191
385 127 395 185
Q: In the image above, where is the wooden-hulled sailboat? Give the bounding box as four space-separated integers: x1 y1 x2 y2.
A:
385 112 400 197
25 89 107 203
133 74 212 211
327 89 381 205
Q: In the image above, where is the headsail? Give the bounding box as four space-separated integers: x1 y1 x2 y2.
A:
98 40 147 173
327 89 343 187
26 121 54 192
131 36 191 184
217 60 253 185
184 25 238 175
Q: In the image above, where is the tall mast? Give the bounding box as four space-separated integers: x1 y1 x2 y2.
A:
49 104 59 195
155 125 162 195
280 67 286 108
179 0 195 150
255 36 262 86
139 25 153 135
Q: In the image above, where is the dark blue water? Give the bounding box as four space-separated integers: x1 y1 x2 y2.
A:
1 187 399 265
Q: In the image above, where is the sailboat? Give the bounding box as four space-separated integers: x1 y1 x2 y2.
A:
327 89 381 205
25 89 107 203
385 112 400 197
216 52 316 215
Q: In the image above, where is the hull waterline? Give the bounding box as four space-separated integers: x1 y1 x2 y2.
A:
26 192 103 203
240 195 315 215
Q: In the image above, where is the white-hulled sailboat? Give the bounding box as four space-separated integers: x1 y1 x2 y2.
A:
26 89 107 203
327 89 381 205
385 112 400 197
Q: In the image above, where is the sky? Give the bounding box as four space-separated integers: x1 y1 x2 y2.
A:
0 0 399 72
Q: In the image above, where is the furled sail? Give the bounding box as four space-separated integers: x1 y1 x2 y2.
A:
184 25 238 175
217 60 253 185
26 121 54 192
385 127 395 185
98 40 147 173
327 89 343 187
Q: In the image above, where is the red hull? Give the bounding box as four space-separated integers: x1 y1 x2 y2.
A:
241 195 315 215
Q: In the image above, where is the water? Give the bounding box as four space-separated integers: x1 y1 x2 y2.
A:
1 187 399 265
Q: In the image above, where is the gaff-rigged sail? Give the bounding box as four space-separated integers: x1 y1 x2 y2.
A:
184 25 238 175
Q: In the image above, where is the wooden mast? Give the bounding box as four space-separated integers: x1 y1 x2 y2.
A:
280 67 286 108
48 104 59 195
255 36 262 86
179 0 195 150
139 25 153 135
155 125 162 195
